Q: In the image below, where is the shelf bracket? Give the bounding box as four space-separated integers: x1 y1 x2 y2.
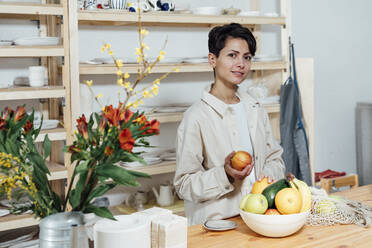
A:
61 97 66 107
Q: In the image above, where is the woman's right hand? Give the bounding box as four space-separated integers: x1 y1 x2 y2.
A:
224 151 254 181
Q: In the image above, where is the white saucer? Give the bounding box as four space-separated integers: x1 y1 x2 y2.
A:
203 220 237 231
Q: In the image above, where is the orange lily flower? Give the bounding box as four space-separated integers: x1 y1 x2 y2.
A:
77 115 89 139
23 120 33 134
143 120 160 135
118 128 135 152
14 106 26 123
104 146 114 156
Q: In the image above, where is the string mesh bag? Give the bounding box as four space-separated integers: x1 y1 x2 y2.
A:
306 187 372 227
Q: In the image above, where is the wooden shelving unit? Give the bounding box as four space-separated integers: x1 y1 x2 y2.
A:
77 11 286 26
0 0 71 232
79 61 287 75
146 103 280 124
0 86 65 101
0 46 64 57
0 2 63 16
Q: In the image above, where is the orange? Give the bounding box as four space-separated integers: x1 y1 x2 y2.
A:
251 177 272 194
275 188 302 214
264 209 281 215
231 151 252 171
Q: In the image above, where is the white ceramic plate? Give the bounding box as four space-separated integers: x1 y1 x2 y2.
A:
203 220 237 231
253 55 283 62
0 40 12 46
154 106 188 113
238 11 260 16
192 7 222 15
14 37 60 46
34 120 59 130
182 57 208 64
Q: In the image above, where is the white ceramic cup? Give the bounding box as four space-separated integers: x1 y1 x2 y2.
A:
29 66 46 87
111 0 127 9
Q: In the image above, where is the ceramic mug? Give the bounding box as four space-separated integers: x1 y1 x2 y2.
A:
127 1 151 12
159 0 174 11
111 0 126 9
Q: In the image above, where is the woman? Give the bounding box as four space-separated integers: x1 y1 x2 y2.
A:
174 23 285 225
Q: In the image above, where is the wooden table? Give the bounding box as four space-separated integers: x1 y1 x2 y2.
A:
188 184 372 248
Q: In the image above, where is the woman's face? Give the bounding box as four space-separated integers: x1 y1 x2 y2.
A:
209 37 252 87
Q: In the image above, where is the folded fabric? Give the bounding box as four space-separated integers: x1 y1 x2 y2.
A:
315 169 346 182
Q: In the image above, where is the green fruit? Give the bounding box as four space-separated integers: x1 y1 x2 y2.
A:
262 178 290 208
239 194 251 210
243 194 268 214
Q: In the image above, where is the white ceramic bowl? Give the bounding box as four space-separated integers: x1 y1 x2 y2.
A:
239 209 309 237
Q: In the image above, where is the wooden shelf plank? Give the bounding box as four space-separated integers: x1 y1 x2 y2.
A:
145 103 279 124
125 161 176 175
0 214 39 232
0 46 64 57
35 128 66 142
47 161 68 180
146 112 183 123
0 3 63 16
78 11 286 26
79 61 286 75
0 86 65 101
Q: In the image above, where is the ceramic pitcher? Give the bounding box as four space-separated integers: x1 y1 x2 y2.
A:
152 183 176 207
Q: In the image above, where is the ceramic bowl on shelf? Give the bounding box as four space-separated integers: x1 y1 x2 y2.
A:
239 209 309 237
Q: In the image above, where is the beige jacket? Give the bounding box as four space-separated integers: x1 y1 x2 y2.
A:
174 85 285 225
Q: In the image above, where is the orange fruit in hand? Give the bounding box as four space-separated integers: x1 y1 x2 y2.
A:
231 151 252 171
275 188 302 214
251 177 272 194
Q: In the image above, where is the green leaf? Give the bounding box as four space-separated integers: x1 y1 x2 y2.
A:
84 205 115 220
42 135 52 159
86 183 116 204
69 171 88 209
75 160 89 174
96 164 140 186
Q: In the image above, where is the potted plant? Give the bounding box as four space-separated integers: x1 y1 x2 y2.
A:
0 8 177 221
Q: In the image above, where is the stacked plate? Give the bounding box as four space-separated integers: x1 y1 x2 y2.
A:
253 55 283 62
34 120 60 130
14 37 60 46
0 40 12 46
192 7 222 15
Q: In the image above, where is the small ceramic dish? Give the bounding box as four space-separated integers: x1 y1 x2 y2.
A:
203 220 237 231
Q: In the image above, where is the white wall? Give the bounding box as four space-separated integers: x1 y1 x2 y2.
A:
291 0 372 174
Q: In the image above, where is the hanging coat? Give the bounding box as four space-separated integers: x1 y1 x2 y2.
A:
280 40 312 185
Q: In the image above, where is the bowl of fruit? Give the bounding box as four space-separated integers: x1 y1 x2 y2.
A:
239 174 311 237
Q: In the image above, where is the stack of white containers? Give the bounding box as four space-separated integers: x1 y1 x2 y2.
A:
94 207 187 248
28 66 46 87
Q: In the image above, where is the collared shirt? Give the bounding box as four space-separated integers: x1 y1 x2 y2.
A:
174 84 285 226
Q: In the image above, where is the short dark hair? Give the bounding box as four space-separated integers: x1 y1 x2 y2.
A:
208 23 256 57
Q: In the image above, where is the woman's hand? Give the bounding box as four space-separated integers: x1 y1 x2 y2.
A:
224 151 254 182
257 174 274 183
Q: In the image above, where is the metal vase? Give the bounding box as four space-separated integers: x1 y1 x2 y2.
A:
39 212 88 248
